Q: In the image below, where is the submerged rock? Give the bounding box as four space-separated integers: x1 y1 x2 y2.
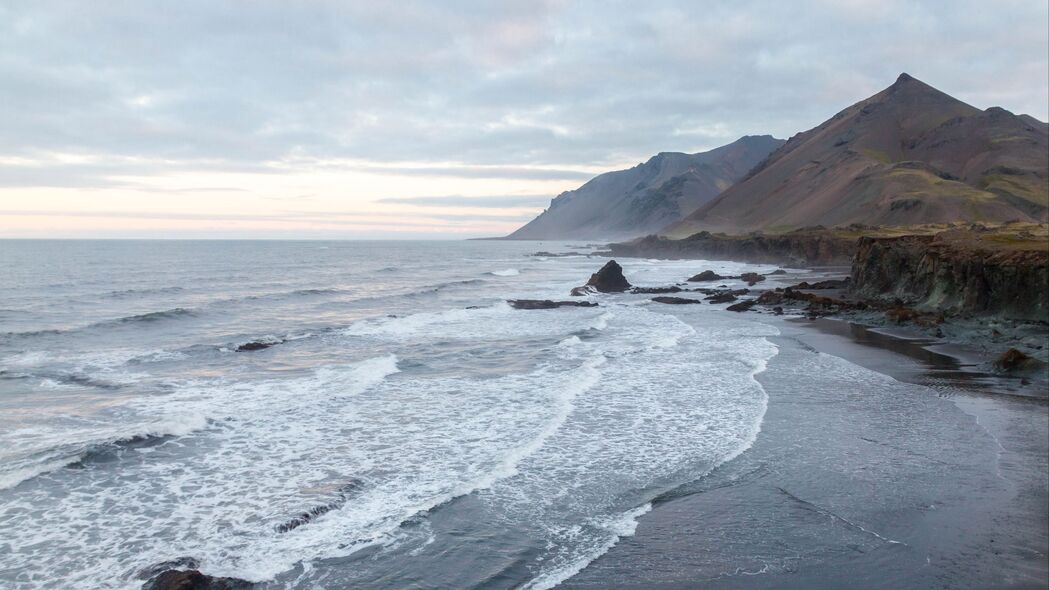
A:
769 269 788 275
142 569 251 590
651 296 703 305
235 340 282 352
508 299 598 310
687 270 723 282
583 260 632 292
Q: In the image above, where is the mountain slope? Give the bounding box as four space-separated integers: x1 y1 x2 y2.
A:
506 135 785 240
666 74 1049 236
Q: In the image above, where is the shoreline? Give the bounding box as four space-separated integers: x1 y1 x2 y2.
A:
561 303 1048 589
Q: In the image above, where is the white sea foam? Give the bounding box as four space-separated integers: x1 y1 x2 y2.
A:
0 255 787 589
522 503 653 590
490 268 520 276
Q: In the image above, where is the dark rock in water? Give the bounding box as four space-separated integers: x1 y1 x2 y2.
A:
740 272 766 285
584 260 631 292
138 558 200 581
993 348 1042 372
769 269 788 275
142 569 251 590
756 290 785 305
236 340 282 352
631 286 684 294
773 306 784 315
792 278 850 290
687 270 723 282
726 300 756 312
705 292 738 304
508 299 599 310
569 286 593 297
651 296 703 305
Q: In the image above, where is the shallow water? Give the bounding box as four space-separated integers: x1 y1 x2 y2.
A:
0 240 799 589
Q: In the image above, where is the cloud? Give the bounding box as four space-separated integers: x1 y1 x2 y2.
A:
375 194 552 208
0 0 1046 236
2 0 1045 173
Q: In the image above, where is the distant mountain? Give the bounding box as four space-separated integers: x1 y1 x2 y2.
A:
506 135 785 240
666 73 1049 236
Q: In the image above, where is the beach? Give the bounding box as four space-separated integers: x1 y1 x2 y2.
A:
564 312 1049 590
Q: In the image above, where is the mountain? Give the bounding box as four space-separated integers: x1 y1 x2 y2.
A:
666 73 1049 236
506 135 785 240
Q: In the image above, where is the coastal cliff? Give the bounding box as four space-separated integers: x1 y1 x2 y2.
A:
851 229 1049 322
608 228 858 265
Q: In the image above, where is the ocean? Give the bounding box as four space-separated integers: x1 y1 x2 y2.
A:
0 240 787 589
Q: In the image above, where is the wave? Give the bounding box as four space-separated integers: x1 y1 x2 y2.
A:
0 414 210 491
522 503 653 590
105 286 185 299
112 307 196 324
488 268 520 277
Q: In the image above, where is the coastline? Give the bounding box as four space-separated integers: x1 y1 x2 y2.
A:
560 308 1048 589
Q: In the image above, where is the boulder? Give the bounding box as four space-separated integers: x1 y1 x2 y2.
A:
651 296 703 305
687 270 723 282
584 260 631 292
142 569 251 590
508 299 599 310
769 269 788 275
739 272 765 285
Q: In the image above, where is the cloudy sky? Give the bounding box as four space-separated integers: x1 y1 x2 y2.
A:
2 0 1047 238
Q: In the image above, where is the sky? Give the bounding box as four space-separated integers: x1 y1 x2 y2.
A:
1 0 1047 239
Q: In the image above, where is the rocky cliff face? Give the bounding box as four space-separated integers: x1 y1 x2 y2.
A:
850 230 1049 322
609 229 857 265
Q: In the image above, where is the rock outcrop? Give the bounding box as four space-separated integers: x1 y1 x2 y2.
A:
687 270 723 282
850 229 1049 322
581 260 631 293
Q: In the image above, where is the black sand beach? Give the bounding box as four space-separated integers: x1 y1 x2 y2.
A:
563 313 1049 590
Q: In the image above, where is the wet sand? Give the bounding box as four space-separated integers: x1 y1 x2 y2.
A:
562 313 1049 589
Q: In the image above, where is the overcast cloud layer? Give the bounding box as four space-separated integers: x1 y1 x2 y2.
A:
1 0 1047 237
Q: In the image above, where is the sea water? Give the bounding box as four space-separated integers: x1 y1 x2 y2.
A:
0 240 787 589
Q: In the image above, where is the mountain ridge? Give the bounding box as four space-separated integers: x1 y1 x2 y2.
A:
505 135 785 240
666 73 1049 236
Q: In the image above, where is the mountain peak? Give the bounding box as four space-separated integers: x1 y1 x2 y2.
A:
895 72 916 84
